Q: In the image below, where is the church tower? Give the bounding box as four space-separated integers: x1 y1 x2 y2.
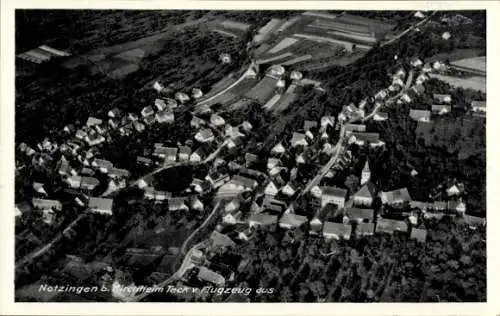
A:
361 160 371 185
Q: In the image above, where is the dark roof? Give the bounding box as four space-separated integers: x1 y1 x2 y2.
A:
376 218 407 233
353 182 377 199
322 186 348 198
346 208 374 221
323 222 351 236
357 222 375 235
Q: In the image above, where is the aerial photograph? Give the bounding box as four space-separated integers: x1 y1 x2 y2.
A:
14 9 486 303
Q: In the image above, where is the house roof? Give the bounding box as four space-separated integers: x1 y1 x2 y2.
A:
322 186 348 198
433 94 451 103
196 129 214 140
197 267 224 285
346 208 374 220
376 218 407 233
210 231 236 248
249 213 278 226
357 222 375 235
303 120 318 131
409 109 431 121
88 197 113 210
470 101 486 108
410 228 427 242
32 198 62 210
345 123 366 132
231 175 257 188
179 146 192 155
81 177 100 187
353 181 377 199
380 187 412 204
431 104 452 112
323 222 351 236
279 213 308 227
351 132 381 143
86 117 102 127
93 159 113 169
291 132 307 144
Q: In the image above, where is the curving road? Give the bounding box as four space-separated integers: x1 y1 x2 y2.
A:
125 201 222 302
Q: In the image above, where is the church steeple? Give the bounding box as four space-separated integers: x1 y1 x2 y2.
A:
361 160 371 185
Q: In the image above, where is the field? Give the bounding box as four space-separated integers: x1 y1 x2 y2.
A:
227 77 259 96
427 48 486 64
429 73 486 93
450 56 486 74
268 37 299 54
271 84 300 112
282 55 313 66
244 76 279 104
256 52 294 65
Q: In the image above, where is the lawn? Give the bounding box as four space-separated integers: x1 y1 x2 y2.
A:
244 76 279 104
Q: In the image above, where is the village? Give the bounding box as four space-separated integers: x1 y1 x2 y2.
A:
15 51 486 301
13 10 487 303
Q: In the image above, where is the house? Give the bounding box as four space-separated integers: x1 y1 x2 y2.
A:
143 115 156 126
264 181 279 197
197 267 225 287
309 206 331 234
356 222 375 237
92 159 113 173
352 182 377 207
279 213 308 230
175 92 190 104
153 81 165 93
81 177 100 191
165 98 178 109
409 109 431 122
165 147 178 163
303 120 318 131
447 200 467 214
119 123 133 136
225 125 245 140
156 111 174 124
401 93 412 104
86 117 102 127
345 123 366 135
471 101 486 113
349 132 384 147
141 106 155 118
195 129 215 143
137 156 153 166
128 113 139 121
168 197 188 211
33 182 48 195
178 146 192 162
346 208 374 223
433 94 452 104
442 31 451 40
410 227 427 242
210 231 236 249
192 88 203 99
206 172 230 189
190 145 210 162
240 121 253 133
63 124 76 134
108 108 122 118
263 197 288 213
133 121 145 132
290 70 303 81
281 182 297 197
108 167 131 179
66 176 82 188
433 201 447 211
376 218 408 234
210 114 225 127
374 89 388 100
447 183 464 196
108 118 120 129
320 116 335 130
32 198 62 211
373 111 388 121
88 197 113 215
244 153 259 168
144 187 156 200
231 175 258 190
410 57 423 67
323 222 352 240
271 142 286 155
155 190 171 201
414 11 425 19
154 99 168 112
415 73 429 85
296 152 306 164
432 104 452 115
291 132 308 147
189 196 204 211
321 186 348 208
462 214 485 229
220 53 231 64
379 188 412 206
411 83 425 95
267 158 281 170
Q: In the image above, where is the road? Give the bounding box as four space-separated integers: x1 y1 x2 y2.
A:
381 11 436 47
196 63 254 107
15 212 87 269
362 68 414 122
125 201 222 302
301 124 346 195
